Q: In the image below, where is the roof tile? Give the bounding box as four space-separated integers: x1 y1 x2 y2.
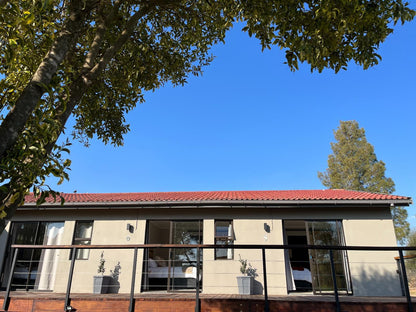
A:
23 189 410 204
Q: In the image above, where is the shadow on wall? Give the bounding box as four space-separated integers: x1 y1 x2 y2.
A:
253 280 264 295
352 266 403 296
0 227 10 288
248 265 403 297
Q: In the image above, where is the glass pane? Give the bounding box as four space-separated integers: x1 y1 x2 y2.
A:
172 221 201 264
215 221 233 260
14 222 47 289
75 221 93 239
75 249 90 260
9 222 64 290
73 221 93 260
144 220 202 291
215 239 233 259
14 222 37 244
171 221 202 290
307 221 350 294
216 221 231 237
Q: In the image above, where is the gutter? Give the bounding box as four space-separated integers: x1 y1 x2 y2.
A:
19 198 413 210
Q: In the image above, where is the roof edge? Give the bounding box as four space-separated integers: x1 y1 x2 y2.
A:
20 198 413 209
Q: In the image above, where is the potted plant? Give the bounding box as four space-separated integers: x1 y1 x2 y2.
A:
237 255 257 295
93 251 113 294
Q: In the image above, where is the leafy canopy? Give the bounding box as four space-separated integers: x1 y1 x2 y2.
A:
0 1 414 230
318 120 410 243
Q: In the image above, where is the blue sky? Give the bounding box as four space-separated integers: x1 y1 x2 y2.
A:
52 19 416 227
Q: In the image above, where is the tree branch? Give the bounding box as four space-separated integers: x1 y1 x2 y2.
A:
37 4 151 174
0 3 150 232
0 182 25 233
0 0 95 159
82 0 119 71
85 6 149 83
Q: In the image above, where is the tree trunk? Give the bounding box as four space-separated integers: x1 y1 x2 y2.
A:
0 3 150 234
0 0 93 159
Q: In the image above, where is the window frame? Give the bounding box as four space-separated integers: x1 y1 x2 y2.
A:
71 221 94 260
214 220 234 260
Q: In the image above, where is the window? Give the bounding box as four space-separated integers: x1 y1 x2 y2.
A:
144 220 203 291
2 222 64 290
215 220 234 260
72 221 93 260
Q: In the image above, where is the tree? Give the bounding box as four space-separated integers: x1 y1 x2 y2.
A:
318 120 410 243
0 1 414 234
405 230 416 274
409 230 416 247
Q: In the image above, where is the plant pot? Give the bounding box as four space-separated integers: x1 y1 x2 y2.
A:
93 275 113 294
237 276 254 295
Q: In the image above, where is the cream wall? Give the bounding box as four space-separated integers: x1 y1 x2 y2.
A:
202 219 286 295
51 219 147 294
0 205 402 297
343 219 402 296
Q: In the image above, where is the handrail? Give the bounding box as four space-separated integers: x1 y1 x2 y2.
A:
4 243 416 312
11 243 416 251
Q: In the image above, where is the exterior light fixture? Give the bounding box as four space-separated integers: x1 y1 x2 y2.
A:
127 223 134 233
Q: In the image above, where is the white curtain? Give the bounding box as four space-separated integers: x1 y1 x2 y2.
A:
35 222 64 290
285 249 296 291
76 223 92 260
227 223 233 260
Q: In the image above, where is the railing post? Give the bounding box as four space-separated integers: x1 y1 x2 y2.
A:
195 247 201 312
2 247 18 311
129 247 138 312
398 249 413 312
64 247 77 311
397 258 406 296
329 249 340 312
262 248 269 312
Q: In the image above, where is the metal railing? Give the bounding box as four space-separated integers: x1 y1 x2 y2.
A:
2 244 416 312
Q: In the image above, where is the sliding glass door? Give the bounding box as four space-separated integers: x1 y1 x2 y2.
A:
170 221 202 290
2 221 64 290
144 220 202 291
306 221 352 295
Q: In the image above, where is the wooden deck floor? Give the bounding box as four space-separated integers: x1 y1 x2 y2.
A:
0 291 414 312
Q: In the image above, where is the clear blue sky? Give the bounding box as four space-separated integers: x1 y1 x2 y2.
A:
51 18 416 227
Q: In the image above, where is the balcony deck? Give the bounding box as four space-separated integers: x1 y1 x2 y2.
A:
0 291 414 312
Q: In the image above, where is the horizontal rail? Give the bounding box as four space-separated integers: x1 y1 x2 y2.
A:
5 243 416 312
10 243 416 251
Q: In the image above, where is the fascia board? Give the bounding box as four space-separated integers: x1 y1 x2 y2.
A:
19 198 412 210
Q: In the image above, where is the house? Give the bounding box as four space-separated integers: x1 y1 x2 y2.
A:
0 189 411 297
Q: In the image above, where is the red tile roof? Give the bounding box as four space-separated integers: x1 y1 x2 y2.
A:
24 189 411 205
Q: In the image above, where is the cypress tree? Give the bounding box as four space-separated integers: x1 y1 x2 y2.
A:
318 120 409 243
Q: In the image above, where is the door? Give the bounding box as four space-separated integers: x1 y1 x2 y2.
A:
144 220 202 291
169 221 202 290
2 222 64 290
306 221 352 295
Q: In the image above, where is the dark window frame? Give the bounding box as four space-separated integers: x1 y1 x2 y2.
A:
1 221 65 290
214 220 234 260
71 221 94 260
